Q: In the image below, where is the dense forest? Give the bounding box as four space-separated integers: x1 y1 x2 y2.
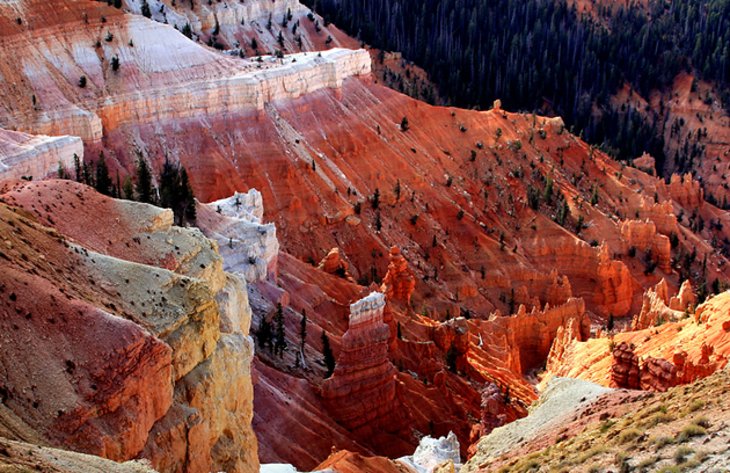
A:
308 0 730 169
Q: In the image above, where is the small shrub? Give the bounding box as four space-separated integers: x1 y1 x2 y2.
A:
652 435 674 449
618 428 642 444
687 399 705 413
674 446 694 464
676 423 707 443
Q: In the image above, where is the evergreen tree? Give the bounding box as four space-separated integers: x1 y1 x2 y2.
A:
274 303 287 357
73 153 82 182
159 158 197 226
257 317 273 351
446 342 458 373
122 176 134 200
321 331 335 378
299 309 307 352
135 157 155 204
141 0 151 18
94 152 112 196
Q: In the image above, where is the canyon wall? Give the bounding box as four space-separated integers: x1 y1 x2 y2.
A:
0 128 82 180
0 180 259 472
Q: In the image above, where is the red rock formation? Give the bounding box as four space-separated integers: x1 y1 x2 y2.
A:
610 342 641 389
0 181 258 472
380 247 416 307
478 383 510 435
551 292 730 392
669 280 696 311
640 357 678 392
620 219 671 272
318 247 355 282
658 173 705 209
321 292 405 448
473 298 590 376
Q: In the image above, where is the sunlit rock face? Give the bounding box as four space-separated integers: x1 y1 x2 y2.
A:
0 180 259 472
197 189 280 283
321 292 402 434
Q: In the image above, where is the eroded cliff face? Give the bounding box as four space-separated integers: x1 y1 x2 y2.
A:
2 1 729 470
546 290 730 391
0 180 258 473
0 128 82 180
121 0 355 54
0 0 369 142
321 292 404 440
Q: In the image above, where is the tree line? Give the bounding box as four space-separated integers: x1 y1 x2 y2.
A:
308 0 730 170
60 153 197 227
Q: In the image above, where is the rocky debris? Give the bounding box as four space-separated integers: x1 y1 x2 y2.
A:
0 437 157 473
197 190 279 282
610 342 641 389
398 432 462 473
381 246 416 306
0 128 82 180
463 378 611 470
318 247 355 282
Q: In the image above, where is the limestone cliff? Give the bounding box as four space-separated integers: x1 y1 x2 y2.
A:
197 190 280 283
0 0 370 141
0 128 82 180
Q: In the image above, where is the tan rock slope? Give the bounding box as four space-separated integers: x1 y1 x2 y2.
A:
0 180 258 473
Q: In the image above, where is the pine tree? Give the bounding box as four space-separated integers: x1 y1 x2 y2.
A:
73 154 82 182
371 188 380 209
445 342 458 373
400 116 409 131
257 317 273 351
321 331 335 378
135 157 155 204
141 0 151 18
94 152 112 196
122 176 134 200
299 309 307 352
274 303 287 357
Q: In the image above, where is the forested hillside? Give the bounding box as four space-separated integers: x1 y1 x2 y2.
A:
309 0 730 171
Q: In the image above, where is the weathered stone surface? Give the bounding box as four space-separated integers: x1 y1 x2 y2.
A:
321 292 401 433
197 190 279 283
0 128 82 180
0 181 258 472
611 342 641 389
381 246 416 306
0 437 158 473
620 219 671 272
